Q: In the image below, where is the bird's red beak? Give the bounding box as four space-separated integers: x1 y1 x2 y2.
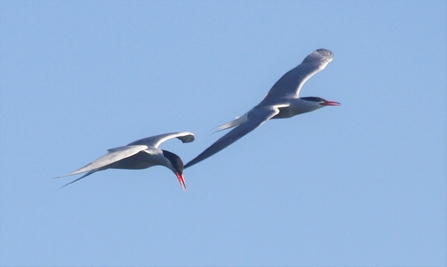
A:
322 100 340 106
176 173 187 191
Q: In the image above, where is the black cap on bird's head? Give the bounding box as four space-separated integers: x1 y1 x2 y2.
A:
162 150 186 191
301 96 340 107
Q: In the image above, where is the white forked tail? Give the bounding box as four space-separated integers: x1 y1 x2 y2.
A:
215 112 249 132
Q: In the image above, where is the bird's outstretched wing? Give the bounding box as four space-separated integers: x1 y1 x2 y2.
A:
185 105 284 168
261 49 333 103
128 132 195 148
59 145 148 178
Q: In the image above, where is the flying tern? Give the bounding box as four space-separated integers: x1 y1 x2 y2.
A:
185 48 339 168
59 132 195 190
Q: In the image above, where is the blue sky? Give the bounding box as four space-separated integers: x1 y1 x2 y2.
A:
1 1 445 266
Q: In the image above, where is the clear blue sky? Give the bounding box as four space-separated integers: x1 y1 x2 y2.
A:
1 1 445 266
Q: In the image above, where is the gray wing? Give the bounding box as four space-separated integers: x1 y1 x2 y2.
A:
59 145 148 178
184 106 283 168
261 49 333 103
127 132 195 148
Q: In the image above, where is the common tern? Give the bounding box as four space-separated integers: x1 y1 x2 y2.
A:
185 49 339 168
59 132 194 190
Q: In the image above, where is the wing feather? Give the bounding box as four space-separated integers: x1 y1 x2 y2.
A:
128 132 195 148
261 49 333 103
185 106 282 168
59 145 147 177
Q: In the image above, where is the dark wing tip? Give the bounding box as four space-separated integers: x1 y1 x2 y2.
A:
184 157 198 169
303 48 333 64
178 133 195 143
316 48 333 55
